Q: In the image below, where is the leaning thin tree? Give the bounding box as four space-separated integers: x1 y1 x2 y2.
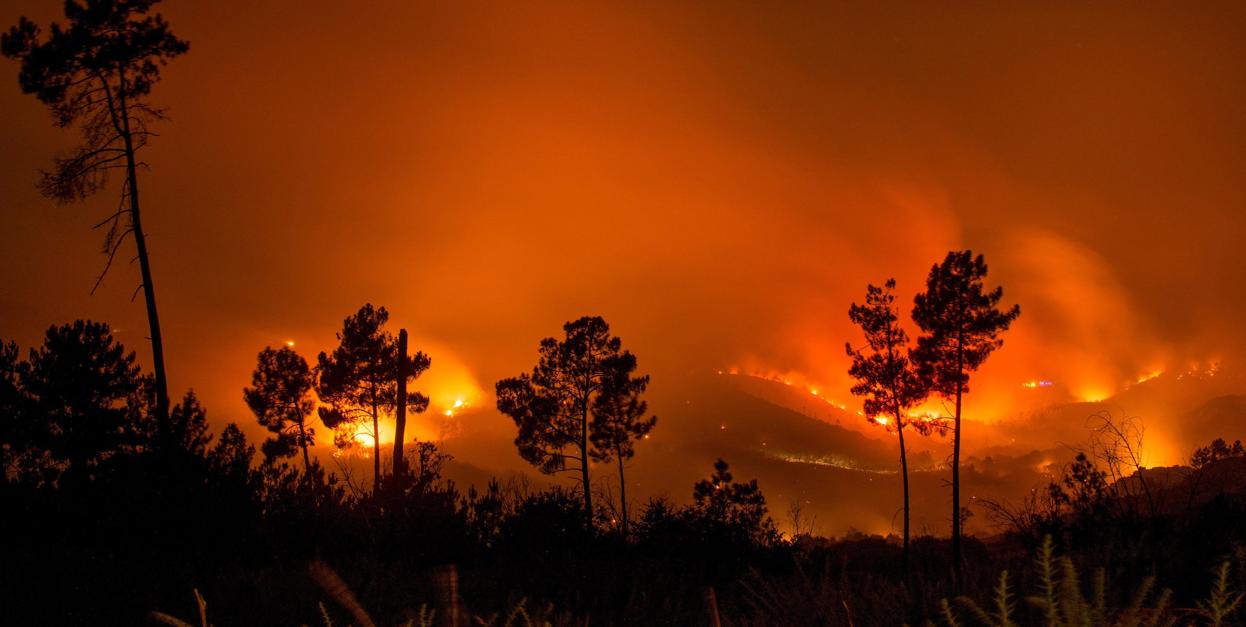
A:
2 0 189 441
845 278 930 569
911 251 1019 587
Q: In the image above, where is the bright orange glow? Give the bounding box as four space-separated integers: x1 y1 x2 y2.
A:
3 1 1242 542
443 397 467 417
1139 431 1182 468
343 413 446 449
346 419 394 448
406 339 485 437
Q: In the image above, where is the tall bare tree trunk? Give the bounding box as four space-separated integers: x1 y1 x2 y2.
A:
897 410 910 570
393 329 408 476
117 77 170 442
371 399 381 492
885 327 910 570
951 333 965 589
298 419 311 470
581 402 593 533
617 448 629 538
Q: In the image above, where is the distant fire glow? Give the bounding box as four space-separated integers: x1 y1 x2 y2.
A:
3 0 1242 556
444 397 466 417
353 430 384 448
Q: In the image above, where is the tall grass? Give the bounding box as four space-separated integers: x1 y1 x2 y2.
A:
151 563 555 627
938 536 1239 627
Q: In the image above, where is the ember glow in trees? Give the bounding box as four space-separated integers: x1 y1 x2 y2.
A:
911 250 1020 585
3 0 189 441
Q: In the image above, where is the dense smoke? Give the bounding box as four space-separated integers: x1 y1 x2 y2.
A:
2 0 1244 494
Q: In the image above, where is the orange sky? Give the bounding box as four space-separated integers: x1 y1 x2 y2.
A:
2 1 1245 454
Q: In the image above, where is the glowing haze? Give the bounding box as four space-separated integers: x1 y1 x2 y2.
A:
2 1 1245 477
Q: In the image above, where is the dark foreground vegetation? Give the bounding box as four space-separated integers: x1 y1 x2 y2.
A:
2 321 1245 626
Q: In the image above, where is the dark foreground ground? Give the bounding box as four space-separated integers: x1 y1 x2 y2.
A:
3 446 1246 626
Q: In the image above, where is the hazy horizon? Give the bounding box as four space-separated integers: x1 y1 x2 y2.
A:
4 1 1245 503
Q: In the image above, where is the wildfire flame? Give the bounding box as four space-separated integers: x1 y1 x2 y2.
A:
444 397 466 417
723 358 1223 466
353 429 387 448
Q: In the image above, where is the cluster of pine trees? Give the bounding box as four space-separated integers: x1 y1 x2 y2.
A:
0 315 784 623
844 253 1020 581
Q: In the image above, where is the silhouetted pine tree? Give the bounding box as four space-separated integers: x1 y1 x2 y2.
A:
0 340 26 479
21 321 141 481
207 422 254 483
911 250 1019 586
692 459 778 546
846 278 931 568
496 316 644 532
3 1 189 440
1192 438 1246 469
169 389 212 457
590 362 655 538
316 304 428 490
244 346 317 469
